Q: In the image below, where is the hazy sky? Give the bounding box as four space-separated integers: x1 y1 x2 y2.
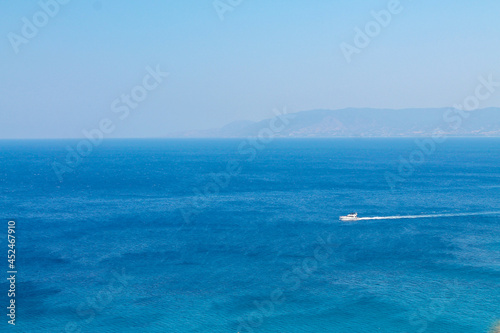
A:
1 0 500 138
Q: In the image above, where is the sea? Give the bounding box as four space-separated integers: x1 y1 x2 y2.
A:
0 138 499 332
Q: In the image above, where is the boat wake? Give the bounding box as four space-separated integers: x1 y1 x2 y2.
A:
356 211 500 221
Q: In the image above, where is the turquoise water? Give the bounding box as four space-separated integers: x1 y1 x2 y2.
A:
1 138 499 332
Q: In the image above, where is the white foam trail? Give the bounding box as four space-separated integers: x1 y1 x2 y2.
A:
356 211 500 221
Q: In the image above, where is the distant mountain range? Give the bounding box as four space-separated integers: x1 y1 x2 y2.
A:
168 108 500 137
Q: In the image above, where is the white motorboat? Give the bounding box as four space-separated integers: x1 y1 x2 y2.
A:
339 212 359 221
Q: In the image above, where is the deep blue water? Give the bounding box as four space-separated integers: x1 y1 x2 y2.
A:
0 138 499 332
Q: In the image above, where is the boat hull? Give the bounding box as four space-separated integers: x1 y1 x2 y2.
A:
339 216 359 221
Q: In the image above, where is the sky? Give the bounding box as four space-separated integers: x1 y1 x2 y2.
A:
1 0 500 139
